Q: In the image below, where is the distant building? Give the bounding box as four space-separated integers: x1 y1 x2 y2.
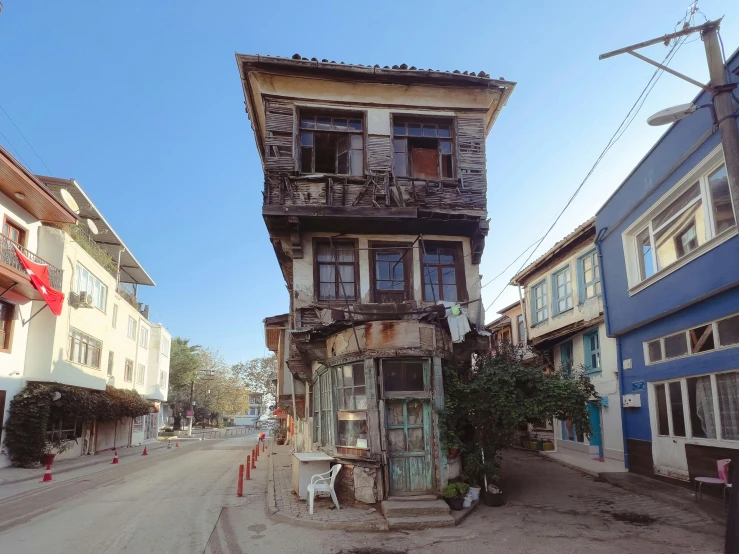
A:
511 218 624 469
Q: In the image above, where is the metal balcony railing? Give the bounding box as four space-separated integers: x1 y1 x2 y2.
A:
0 234 63 291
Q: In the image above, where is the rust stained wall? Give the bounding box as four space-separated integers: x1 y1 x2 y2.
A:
364 320 421 350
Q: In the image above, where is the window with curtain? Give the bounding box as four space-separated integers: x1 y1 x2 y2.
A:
687 376 716 439
74 263 108 312
717 372 739 441
315 241 357 301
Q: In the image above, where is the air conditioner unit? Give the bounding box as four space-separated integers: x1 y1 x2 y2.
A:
79 292 93 308
69 292 80 308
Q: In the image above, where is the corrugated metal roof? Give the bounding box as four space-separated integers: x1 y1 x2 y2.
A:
38 176 155 287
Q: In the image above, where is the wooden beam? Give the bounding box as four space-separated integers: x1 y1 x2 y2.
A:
263 205 418 219
599 19 721 60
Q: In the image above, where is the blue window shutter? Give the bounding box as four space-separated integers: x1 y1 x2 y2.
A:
530 286 537 323
551 275 558 316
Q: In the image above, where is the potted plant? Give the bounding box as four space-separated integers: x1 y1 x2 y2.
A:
442 482 470 511
41 437 73 466
275 427 287 445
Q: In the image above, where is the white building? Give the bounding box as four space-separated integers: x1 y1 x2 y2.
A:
0 147 78 468
0 167 171 467
511 218 625 470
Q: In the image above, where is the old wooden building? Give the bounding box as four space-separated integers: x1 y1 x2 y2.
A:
238 54 515 503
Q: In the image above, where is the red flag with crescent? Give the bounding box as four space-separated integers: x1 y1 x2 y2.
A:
13 246 65 316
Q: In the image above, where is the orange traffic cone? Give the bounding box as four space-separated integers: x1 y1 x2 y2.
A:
142 447 148 456
111 450 119 464
175 442 179 448
41 463 52 482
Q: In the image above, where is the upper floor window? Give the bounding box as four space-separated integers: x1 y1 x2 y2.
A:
422 243 463 302
371 242 412 303
560 340 573 376
127 316 137 340
314 240 358 301
139 326 149 349
531 280 548 323
136 363 145 385
159 370 167 389
107 351 114 376
299 113 363 175
74 263 108 312
0 300 15 352
552 265 573 315
68 327 102 369
577 250 601 302
161 336 170 357
517 315 526 344
626 153 735 286
2 217 26 246
393 119 454 179
112 304 118 329
124 359 134 382
583 329 601 374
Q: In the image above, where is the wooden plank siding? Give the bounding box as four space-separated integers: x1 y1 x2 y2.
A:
259 97 487 217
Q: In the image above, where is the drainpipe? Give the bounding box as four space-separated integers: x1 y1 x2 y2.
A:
595 227 628 469
291 375 299 451
517 286 528 344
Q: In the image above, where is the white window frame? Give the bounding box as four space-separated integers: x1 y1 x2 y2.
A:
161 336 170 357
136 363 145 385
159 370 167 389
112 304 118 329
622 146 737 294
139 325 149 349
74 263 108 312
643 310 739 366
531 279 548 324
127 316 136 340
650 370 739 445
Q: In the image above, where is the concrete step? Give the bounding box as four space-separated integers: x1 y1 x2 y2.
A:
385 514 456 530
382 499 451 518
386 495 438 502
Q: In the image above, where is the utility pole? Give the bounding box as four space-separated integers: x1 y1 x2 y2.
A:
702 26 739 221
188 380 195 437
600 19 739 217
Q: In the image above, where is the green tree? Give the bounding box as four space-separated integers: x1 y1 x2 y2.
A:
440 346 596 487
168 337 202 429
231 355 278 404
192 347 250 425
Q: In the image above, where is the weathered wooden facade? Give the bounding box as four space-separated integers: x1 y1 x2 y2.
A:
239 54 515 503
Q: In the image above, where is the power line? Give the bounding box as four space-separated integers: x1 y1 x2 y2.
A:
483 11 694 316
0 128 29 166
0 103 53 174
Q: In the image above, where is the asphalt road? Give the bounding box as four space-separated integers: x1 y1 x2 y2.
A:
0 434 265 554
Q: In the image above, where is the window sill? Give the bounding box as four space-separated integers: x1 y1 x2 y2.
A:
552 308 574 318
628 227 738 296
584 369 602 377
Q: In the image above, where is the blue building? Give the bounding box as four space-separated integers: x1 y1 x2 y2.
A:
596 48 739 484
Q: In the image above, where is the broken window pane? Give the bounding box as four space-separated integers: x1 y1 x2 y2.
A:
655 384 669 436
669 381 686 437
300 117 315 129
387 401 404 426
409 139 439 179
316 117 331 129
388 429 406 452
407 428 424 451
664 332 688 359
348 119 362 131
333 118 347 130
718 314 739 346
407 401 423 425
383 360 425 392
689 324 715 353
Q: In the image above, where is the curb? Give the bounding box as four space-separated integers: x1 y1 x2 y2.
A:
452 499 479 525
263 442 388 531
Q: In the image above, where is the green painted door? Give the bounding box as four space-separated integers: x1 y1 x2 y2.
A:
386 399 432 495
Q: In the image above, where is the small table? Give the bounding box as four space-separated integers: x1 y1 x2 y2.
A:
291 452 335 500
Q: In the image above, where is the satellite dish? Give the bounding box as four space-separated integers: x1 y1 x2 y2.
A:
52 392 62 401
647 103 696 126
86 218 99 235
60 188 80 214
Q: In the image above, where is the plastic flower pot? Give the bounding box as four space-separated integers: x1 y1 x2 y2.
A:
483 490 504 507
448 496 465 510
543 441 555 451
469 486 481 501
40 453 56 466
449 448 458 457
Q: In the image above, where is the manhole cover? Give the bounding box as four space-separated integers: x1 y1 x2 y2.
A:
611 512 656 526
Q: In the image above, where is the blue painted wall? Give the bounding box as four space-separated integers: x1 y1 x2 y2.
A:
596 46 739 336
617 286 739 442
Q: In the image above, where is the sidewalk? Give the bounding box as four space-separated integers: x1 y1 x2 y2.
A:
534 448 726 524
265 443 387 531
0 437 201 486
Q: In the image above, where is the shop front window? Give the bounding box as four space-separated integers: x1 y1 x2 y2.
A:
333 363 368 449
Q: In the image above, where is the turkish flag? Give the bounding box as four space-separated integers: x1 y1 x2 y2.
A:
13 246 65 316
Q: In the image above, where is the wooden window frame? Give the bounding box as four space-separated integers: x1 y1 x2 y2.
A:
551 263 573 315
297 109 366 176
583 329 601 375
379 358 431 399
391 115 456 181
312 238 360 303
420 241 467 303
2 215 27 247
577 249 602 304
531 279 548 324
369 241 413 303
0 299 16 353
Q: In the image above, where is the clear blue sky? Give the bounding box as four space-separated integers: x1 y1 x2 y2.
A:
1 1 738 364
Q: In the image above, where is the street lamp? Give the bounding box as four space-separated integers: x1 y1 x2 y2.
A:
646 103 715 126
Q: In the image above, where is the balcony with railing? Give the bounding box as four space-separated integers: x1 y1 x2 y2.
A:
0 233 63 297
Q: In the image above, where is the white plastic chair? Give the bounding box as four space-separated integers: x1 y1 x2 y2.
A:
307 464 342 515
